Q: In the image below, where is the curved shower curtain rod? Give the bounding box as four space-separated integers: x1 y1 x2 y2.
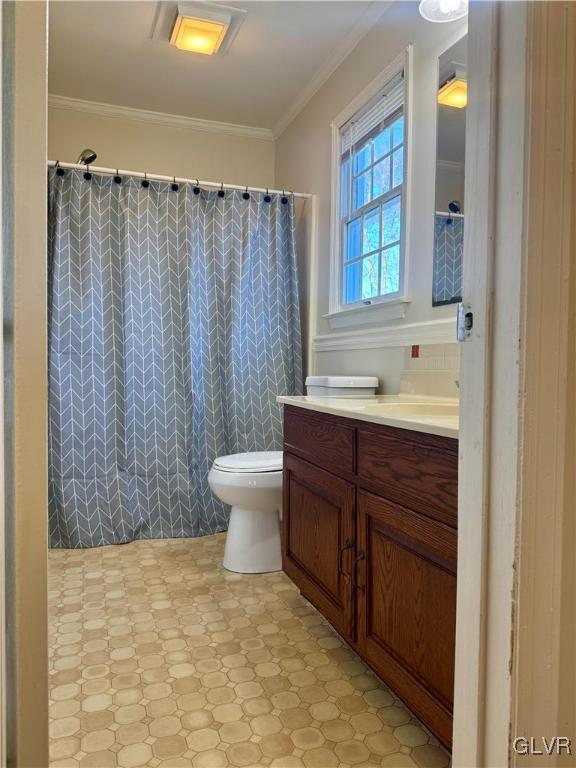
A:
48 160 312 200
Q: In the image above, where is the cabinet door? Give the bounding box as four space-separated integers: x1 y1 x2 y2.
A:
356 490 457 748
283 453 355 642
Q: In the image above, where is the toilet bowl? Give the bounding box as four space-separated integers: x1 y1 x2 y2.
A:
208 451 283 574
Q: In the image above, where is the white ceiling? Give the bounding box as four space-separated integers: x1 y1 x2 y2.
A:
48 1 380 130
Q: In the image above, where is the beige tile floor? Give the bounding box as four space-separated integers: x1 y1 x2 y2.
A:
48 534 450 768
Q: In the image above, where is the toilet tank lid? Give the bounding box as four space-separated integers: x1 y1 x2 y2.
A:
305 375 378 388
213 451 283 472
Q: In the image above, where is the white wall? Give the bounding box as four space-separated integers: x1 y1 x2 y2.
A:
48 104 275 187
436 161 465 212
275 2 466 391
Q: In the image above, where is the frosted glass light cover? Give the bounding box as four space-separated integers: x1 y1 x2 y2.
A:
171 17 227 54
419 0 468 23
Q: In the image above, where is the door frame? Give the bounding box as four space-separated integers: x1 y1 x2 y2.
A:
1 3 49 766
452 3 499 762
0 5 6 765
454 2 529 765
510 3 576 762
454 2 575 766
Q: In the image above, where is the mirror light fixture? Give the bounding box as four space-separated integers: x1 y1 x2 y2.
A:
419 0 468 23
169 2 246 55
438 76 467 108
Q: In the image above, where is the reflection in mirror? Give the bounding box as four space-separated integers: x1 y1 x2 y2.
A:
432 35 467 306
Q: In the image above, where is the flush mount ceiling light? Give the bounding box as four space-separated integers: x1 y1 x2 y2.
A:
438 76 468 108
171 15 227 54
419 0 468 23
167 2 246 55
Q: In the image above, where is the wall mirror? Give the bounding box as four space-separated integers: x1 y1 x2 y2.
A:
432 35 467 306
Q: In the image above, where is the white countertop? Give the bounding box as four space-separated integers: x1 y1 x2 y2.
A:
277 394 459 439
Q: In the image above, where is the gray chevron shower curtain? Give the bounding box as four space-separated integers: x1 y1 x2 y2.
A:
48 168 302 548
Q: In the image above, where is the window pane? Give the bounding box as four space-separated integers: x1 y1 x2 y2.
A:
363 208 380 254
373 157 391 198
381 245 400 295
344 261 361 303
392 147 404 188
339 92 405 309
346 218 362 261
392 116 404 148
354 171 371 209
374 128 391 160
354 143 371 175
340 157 350 218
362 254 379 299
382 195 401 245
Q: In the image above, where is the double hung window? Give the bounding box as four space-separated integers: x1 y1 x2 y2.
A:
338 73 406 307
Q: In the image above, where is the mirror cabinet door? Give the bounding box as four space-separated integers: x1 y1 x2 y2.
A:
432 35 467 307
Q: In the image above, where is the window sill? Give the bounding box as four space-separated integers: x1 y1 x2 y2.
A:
324 297 411 331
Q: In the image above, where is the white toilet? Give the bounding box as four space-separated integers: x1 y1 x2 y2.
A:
208 451 283 574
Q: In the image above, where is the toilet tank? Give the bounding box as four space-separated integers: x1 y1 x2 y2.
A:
305 375 379 397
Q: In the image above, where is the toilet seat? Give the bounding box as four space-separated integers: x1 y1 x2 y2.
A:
213 451 283 473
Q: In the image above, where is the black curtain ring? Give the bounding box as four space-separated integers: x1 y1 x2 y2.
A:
83 164 92 181
171 176 179 192
242 186 250 201
193 179 200 195
281 190 288 205
217 182 225 198
113 169 122 184
55 161 65 177
141 173 149 189
264 188 271 204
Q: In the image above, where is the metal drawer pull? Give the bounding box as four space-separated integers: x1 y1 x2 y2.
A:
338 539 353 575
352 550 365 590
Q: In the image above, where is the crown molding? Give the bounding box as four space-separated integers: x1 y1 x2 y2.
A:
48 94 274 141
272 1 393 139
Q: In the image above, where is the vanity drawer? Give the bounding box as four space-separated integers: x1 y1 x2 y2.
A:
283 406 355 474
356 425 458 527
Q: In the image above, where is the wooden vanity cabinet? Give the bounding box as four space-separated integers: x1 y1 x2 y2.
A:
282 405 458 748
282 454 355 642
356 491 457 744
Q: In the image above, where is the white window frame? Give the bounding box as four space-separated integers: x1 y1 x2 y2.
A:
328 47 413 328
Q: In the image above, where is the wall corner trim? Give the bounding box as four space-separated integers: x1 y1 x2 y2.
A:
48 94 275 141
313 317 456 352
